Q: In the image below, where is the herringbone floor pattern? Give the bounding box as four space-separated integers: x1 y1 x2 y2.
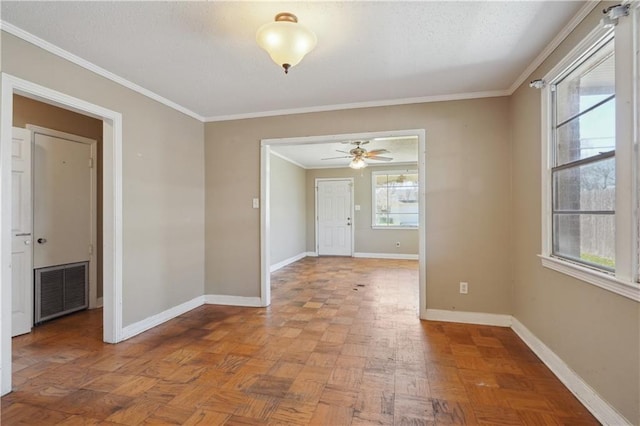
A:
2 257 598 425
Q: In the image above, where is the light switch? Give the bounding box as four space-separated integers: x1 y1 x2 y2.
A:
355 205 361 211
252 198 260 209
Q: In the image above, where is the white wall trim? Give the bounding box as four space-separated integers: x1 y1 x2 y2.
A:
306 251 318 257
425 309 512 327
270 252 307 273
269 150 307 170
0 21 204 122
261 129 427 319
0 2 599 123
507 1 600 94
353 252 419 260
206 91 507 122
96 297 104 308
511 318 631 426
121 296 204 341
204 295 263 307
424 309 630 424
540 255 640 302
1 73 123 395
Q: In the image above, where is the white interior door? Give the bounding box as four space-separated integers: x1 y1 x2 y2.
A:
317 179 353 256
33 133 92 269
11 128 33 337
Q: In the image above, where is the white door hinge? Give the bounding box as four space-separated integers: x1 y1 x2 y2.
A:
89 158 94 168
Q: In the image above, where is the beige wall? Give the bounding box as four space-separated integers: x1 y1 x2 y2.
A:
270 154 306 265
509 3 639 423
305 166 419 255
205 98 512 314
2 32 205 326
13 95 104 299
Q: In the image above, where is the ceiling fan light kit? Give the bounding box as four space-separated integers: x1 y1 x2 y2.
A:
321 140 394 169
256 12 317 74
350 157 367 170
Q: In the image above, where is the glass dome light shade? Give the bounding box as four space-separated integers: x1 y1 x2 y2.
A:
350 157 367 169
256 13 317 73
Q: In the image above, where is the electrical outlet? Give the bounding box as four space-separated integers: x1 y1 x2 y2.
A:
459 282 468 294
396 242 401 248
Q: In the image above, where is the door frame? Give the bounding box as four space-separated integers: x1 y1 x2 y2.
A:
1 74 124 395
260 129 426 319
28 125 99 310
315 178 355 256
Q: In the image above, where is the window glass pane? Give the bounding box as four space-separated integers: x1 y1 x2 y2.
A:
553 157 615 211
554 38 615 166
553 214 615 270
555 97 615 165
375 174 389 186
375 187 388 213
373 172 418 227
556 40 614 124
375 213 391 226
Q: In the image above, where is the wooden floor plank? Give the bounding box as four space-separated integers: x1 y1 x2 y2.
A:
2 257 599 425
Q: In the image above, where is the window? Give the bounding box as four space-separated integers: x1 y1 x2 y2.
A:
551 34 615 272
372 170 418 228
540 5 640 302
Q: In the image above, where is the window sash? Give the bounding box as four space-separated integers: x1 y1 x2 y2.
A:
539 12 640 301
372 171 418 228
549 32 617 274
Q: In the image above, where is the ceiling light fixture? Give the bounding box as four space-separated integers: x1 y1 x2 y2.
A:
256 12 317 74
350 157 367 170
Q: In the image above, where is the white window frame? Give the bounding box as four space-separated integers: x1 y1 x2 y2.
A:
539 5 640 302
371 169 419 230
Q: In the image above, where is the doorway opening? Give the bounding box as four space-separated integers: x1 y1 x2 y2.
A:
1 74 124 395
260 129 426 318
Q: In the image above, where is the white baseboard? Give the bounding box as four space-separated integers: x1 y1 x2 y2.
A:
425 308 512 327
511 318 630 426
426 309 630 425
121 296 204 341
306 251 318 257
270 252 307 272
353 252 419 260
204 294 263 307
96 297 103 308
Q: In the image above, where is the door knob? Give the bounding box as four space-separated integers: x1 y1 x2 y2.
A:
37 238 47 244
24 240 30 245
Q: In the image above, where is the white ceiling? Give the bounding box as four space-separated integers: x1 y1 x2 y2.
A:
0 1 587 121
271 136 418 169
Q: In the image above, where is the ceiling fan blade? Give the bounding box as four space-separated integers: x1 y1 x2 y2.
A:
335 150 351 154
367 149 389 155
368 156 393 161
322 155 352 160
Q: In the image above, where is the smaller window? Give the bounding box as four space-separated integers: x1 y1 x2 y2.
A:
372 170 418 228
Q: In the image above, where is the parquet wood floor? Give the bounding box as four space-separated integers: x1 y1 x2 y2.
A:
2 257 598 425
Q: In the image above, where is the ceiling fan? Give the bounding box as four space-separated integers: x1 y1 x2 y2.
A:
322 141 393 169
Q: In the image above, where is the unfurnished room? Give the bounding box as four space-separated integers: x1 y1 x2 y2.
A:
0 1 638 425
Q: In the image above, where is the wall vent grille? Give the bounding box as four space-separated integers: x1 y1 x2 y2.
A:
35 262 88 324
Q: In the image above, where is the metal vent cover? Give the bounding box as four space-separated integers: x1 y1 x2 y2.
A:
35 262 88 324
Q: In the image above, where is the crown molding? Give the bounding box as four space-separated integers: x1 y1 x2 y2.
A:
2 0 600 124
0 21 205 122
269 149 308 169
203 90 508 122
507 1 600 95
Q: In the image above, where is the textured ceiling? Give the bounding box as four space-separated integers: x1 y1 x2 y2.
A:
1 1 586 120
